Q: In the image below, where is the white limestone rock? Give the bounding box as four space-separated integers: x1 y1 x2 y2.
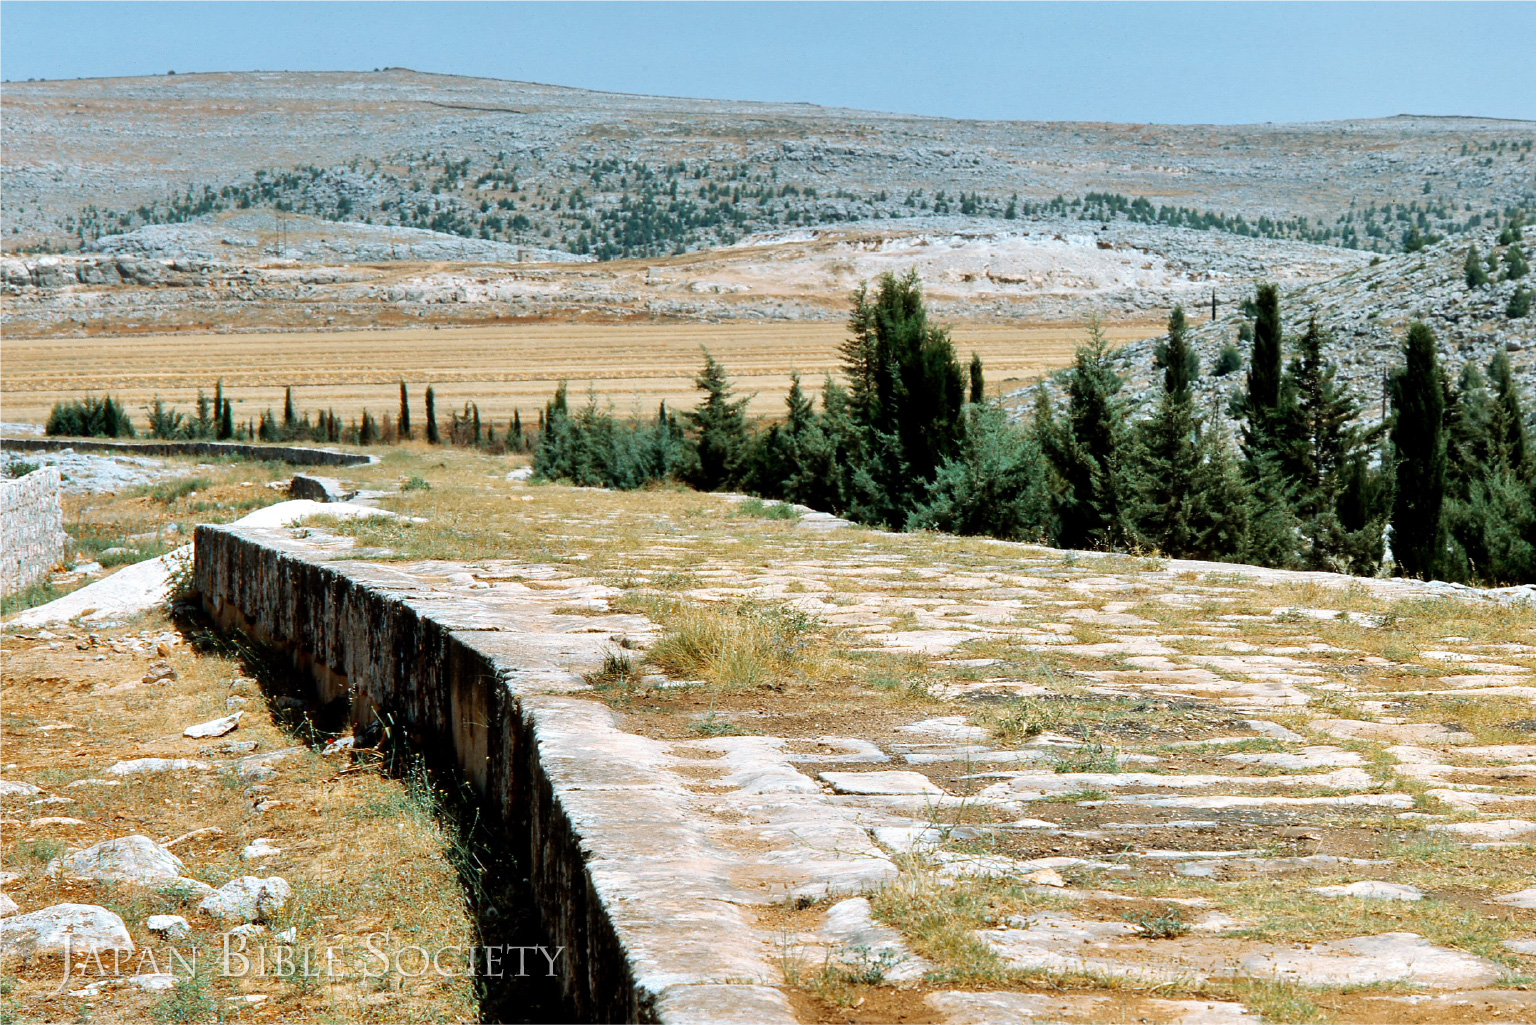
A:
105 758 213 776
819 770 944 796
1238 933 1502 988
0 893 18 917
145 914 191 940
183 712 242 739
197 876 292 922
47 835 188 886
0 903 134 958
1311 881 1425 901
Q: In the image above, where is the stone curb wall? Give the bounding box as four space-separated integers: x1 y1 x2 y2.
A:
1 437 377 467
0 467 67 595
193 525 785 1024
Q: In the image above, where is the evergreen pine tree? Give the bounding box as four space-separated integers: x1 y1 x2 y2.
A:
684 349 750 492
1503 243 1529 280
838 270 967 526
424 386 440 444
969 353 985 404
195 390 210 438
399 382 412 440
1464 244 1489 288
1036 319 1133 550
1131 306 1252 559
1271 319 1385 573
1389 322 1448 578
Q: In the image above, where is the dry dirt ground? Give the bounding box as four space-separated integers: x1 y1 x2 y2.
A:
0 318 1161 426
0 615 493 1024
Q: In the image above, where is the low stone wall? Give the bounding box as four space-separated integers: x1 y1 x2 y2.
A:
195 524 797 1024
1 437 376 467
0 467 67 595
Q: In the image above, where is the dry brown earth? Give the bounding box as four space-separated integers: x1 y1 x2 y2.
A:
0 318 1161 424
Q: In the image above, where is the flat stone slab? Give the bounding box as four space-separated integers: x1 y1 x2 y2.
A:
1311 880 1424 901
1222 746 1363 769
1487 887 1537 910
1429 819 1537 841
1238 932 1503 988
926 991 1261 1024
820 770 944 796
106 757 213 775
818 897 928 982
1313 719 1475 745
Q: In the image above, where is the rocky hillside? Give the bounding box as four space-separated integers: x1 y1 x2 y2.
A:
1007 225 1536 428
4 70 1532 260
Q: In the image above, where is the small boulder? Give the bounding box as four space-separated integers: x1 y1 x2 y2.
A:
183 712 242 739
197 876 291 923
141 660 177 685
145 914 190 940
0 893 18 917
288 474 355 503
48 835 187 886
0 903 134 958
0 781 41 798
240 839 282 861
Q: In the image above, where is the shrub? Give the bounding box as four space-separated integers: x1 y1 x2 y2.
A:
46 395 136 438
1213 343 1242 376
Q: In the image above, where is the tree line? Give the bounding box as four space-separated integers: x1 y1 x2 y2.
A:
535 271 1533 586
46 381 537 453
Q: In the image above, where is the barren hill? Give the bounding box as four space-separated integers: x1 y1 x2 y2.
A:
4 70 1532 260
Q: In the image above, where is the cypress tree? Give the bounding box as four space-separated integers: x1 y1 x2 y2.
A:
1240 284 1283 452
195 390 210 438
283 387 295 433
213 380 227 439
398 382 411 440
1389 322 1447 578
218 397 234 441
511 409 522 451
969 353 985 404
425 386 440 444
472 402 482 446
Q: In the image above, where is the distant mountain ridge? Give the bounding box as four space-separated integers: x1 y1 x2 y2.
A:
4 70 1532 259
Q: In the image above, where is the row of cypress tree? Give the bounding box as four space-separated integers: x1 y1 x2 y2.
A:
532 271 1533 586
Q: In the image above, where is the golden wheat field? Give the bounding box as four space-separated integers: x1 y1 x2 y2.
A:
0 318 1159 428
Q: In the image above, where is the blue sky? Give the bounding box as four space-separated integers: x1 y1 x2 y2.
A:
2 2 1533 123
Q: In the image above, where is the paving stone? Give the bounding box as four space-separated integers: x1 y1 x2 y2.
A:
1429 819 1537 841
1237 932 1502 988
1222 746 1362 769
1313 719 1476 745
818 897 928 981
1311 880 1425 901
820 771 944 796
1487 887 1537 909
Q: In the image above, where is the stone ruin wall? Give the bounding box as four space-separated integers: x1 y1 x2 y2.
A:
0 467 67 595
